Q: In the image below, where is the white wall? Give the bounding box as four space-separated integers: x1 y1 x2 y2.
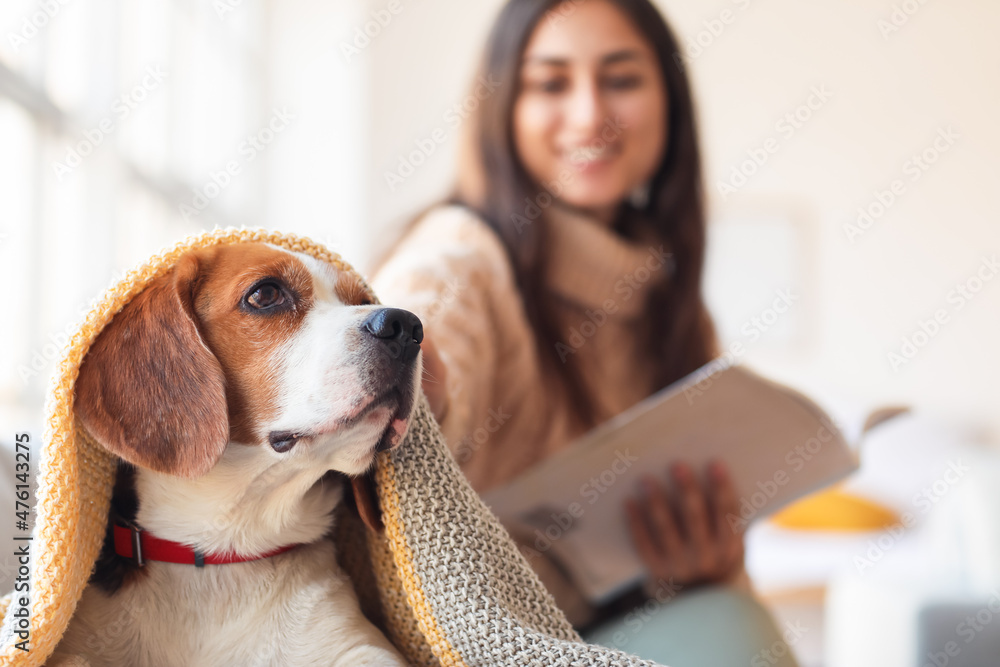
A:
684 0 1000 442
365 0 509 257
264 0 371 257
359 0 1000 441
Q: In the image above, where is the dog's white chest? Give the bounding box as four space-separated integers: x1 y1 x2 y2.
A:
54 541 404 667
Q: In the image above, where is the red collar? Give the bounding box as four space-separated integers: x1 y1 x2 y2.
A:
113 524 300 567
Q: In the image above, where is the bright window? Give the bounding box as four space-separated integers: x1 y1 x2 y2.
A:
0 0 267 423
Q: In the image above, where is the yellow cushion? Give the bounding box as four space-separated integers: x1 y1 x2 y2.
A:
770 487 899 531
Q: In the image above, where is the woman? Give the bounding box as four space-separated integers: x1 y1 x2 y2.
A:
373 0 797 664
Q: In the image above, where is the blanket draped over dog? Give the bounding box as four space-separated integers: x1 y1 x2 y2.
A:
0 229 662 667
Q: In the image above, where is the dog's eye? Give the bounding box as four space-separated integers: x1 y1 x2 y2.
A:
246 282 286 310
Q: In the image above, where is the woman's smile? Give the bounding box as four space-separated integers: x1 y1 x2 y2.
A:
564 141 623 170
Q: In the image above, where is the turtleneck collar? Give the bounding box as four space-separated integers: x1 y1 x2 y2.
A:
543 203 672 317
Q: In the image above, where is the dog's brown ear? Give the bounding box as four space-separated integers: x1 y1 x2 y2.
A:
350 473 384 533
76 255 228 478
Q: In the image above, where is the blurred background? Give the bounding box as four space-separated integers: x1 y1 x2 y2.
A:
0 1 998 665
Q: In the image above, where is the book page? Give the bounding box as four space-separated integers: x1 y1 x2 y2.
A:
483 362 858 604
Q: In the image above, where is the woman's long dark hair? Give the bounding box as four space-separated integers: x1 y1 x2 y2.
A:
457 0 718 427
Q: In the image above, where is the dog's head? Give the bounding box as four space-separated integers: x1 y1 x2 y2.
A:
75 243 421 537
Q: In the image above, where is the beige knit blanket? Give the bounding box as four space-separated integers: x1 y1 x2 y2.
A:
0 229 662 667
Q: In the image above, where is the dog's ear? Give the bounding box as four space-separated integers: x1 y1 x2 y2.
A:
349 473 384 533
76 255 229 478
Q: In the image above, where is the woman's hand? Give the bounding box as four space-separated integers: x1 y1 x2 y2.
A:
625 460 745 589
420 335 450 422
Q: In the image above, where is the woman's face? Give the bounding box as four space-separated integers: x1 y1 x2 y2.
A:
513 0 667 224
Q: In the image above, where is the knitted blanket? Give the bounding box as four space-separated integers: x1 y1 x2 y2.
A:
0 229 662 667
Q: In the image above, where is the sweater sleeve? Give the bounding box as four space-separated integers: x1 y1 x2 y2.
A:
370 206 510 459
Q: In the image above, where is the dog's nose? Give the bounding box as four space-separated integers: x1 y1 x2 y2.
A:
362 308 423 362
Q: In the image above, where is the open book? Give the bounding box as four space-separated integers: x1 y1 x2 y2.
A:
482 361 858 604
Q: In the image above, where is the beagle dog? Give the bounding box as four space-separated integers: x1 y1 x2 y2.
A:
51 243 418 666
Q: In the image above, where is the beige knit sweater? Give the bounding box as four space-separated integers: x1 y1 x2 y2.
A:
372 204 674 624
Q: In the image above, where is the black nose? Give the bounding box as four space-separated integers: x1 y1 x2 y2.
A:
362 308 423 362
